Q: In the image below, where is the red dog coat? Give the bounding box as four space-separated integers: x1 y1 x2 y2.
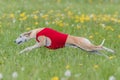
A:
36 28 68 49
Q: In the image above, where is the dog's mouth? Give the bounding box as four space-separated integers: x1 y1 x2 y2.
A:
17 41 22 44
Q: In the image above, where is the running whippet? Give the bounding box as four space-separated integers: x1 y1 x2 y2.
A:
15 27 114 55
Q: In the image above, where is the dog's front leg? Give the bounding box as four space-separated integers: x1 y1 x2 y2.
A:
19 43 40 54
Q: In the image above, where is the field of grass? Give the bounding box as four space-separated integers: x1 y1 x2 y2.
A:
0 0 120 80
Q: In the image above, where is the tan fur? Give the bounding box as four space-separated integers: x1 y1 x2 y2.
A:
18 27 115 54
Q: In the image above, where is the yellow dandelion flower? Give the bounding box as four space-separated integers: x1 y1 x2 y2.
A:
35 22 38 25
95 32 99 35
94 64 99 69
109 56 114 60
93 15 97 21
49 49 54 51
20 12 26 17
56 13 61 17
19 16 27 21
48 10 54 14
105 26 114 31
117 20 120 23
33 10 39 14
80 17 85 23
85 15 90 21
51 76 59 80
26 27 31 31
22 16 27 20
111 28 114 31
109 56 116 60
41 14 48 20
89 35 94 39
59 22 64 27
33 15 38 20
56 20 64 27
10 13 15 18
102 15 110 22
67 11 73 16
66 65 70 69
75 15 80 23
79 14 90 23
118 35 120 38
111 18 118 22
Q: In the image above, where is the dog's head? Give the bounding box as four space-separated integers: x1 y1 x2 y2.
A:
14 31 31 44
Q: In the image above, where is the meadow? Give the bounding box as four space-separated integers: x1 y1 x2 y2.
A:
0 0 120 80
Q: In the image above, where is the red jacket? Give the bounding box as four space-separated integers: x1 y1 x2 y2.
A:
36 28 68 49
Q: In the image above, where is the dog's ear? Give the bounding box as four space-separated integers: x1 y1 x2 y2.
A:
27 31 32 36
23 31 32 36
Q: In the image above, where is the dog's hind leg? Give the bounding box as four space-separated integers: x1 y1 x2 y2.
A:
87 39 115 53
66 36 114 53
66 36 97 51
76 38 114 53
89 50 109 58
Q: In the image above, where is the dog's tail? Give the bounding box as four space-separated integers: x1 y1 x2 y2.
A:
100 39 105 46
96 39 115 53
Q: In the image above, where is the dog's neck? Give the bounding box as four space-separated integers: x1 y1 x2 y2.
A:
29 31 37 39
29 28 44 39
29 28 42 39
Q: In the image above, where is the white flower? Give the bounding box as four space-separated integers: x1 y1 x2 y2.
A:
109 75 116 80
100 23 106 28
12 72 18 78
89 14 94 18
71 24 74 27
13 19 16 23
45 21 49 25
21 67 25 71
0 73 3 80
64 70 71 77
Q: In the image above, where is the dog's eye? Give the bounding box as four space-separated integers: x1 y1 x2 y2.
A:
24 34 29 37
20 36 22 38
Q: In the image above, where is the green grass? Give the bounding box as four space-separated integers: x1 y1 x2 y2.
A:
0 0 120 80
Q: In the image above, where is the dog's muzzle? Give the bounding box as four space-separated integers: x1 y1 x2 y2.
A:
14 40 22 44
14 36 28 44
